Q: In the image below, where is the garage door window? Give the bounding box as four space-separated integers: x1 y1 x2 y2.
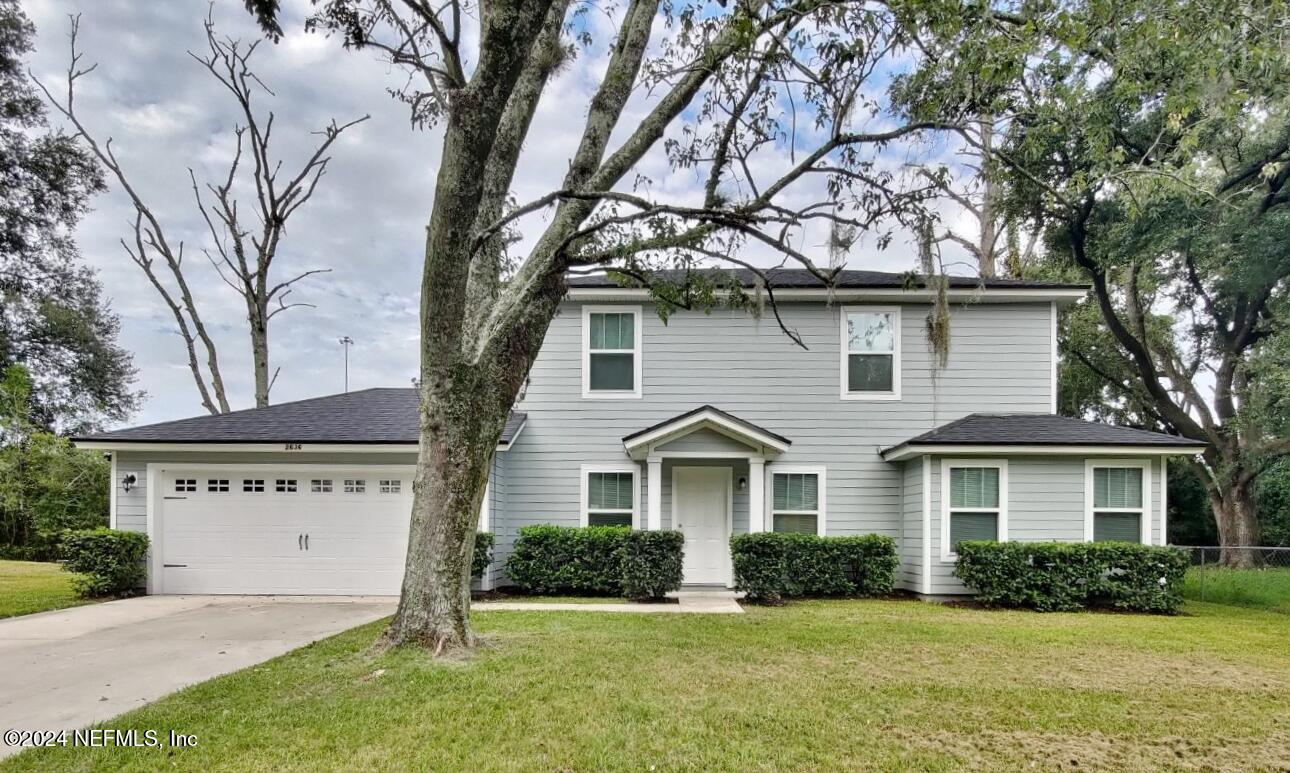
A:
380 479 401 494
311 479 333 493
344 479 366 494
242 479 264 493
275 479 298 493
175 479 196 492
206 479 229 493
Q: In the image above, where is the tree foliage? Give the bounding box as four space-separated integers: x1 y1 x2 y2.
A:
0 365 109 560
0 0 138 433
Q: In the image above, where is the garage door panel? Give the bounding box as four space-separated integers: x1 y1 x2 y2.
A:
158 469 413 595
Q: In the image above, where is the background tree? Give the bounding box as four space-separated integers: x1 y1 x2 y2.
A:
905 0 1290 564
35 12 367 414
241 0 1041 652
0 0 137 434
0 365 108 560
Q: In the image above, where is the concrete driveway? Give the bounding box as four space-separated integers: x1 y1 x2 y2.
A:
0 595 395 758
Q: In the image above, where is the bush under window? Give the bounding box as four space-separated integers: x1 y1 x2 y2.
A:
504 525 682 599
473 532 494 579
730 532 898 603
953 541 1189 613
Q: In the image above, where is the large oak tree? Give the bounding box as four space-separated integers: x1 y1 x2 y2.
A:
242 0 1043 650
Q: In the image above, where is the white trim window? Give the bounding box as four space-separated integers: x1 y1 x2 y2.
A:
206 479 229 493
841 306 901 400
941 460 1008 561
379 479 402 494
580 464 639 528
582 305 642 398
311 479 333 493
175 478 197 493
769 467 827 536
1085 460 1151 544
343 478 366 494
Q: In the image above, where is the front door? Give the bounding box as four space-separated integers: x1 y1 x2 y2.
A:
673 466 732 585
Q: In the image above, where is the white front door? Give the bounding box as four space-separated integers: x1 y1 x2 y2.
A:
673 466 732 586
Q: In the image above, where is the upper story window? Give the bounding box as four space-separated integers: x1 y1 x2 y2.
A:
581 465 637 527
770 469 826 535
1086 462 1149 544
942 460 1007 560
582 305 642 399
841 306 901 400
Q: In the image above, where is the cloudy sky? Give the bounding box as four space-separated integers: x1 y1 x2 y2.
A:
26 0 972 428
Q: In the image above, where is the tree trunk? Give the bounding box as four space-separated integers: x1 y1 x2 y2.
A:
383 385 500 651
249 304 270 408
1210 482 1261 568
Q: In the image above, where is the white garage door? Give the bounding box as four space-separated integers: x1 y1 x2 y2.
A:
157 468 414 595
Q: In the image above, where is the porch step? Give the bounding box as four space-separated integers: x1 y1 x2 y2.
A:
668 589 744 614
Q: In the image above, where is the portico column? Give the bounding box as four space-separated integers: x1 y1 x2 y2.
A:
748 457 766 533
646 458 662 530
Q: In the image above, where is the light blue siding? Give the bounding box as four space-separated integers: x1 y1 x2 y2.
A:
504 299 1055 588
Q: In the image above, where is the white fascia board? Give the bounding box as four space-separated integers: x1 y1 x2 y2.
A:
880 443 1207 462
567 287 1089 304
77 439 518 453
623 409 790 458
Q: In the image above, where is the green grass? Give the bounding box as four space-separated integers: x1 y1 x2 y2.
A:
0 560 89 619
1184 566 1290 614
8 600 1290 771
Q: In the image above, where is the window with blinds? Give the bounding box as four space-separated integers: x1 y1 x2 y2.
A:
586 311 638 394
948 466 1001 553
1092 466 1144 543
586 471 634 527
772 472 820 534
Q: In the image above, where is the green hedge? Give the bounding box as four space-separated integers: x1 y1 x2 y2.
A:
60 528 149 598
473 532 494 579
620 530 684 600
730 532 899 603
953 541 1190 613
504 525 683 599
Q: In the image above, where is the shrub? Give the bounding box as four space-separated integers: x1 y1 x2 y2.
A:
954 541 1190 614
505 525 684 598
473 532 494 579
60 528 149 598
730 532 899 603
506 525 631 595
620 530 684 600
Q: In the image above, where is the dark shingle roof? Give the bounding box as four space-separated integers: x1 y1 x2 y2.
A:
883 413 1205 457
567 268 1089 291
75 388 527 447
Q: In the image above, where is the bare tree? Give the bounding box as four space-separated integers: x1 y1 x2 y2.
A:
925 117 1041 278
238 0 1030 652
33 13 367 413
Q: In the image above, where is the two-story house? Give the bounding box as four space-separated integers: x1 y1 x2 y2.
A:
76 269 1205 597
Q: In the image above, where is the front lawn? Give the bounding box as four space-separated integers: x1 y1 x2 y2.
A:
1184 566 1290 614
0 560 88 619
8 600 1289 771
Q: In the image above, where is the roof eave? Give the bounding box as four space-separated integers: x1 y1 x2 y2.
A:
566 286 1089 304
880 442 1208 462
74 439 518 453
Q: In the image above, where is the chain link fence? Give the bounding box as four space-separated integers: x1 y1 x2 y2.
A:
1176 545 1290 608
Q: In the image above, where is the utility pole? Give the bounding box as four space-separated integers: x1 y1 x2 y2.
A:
338 336 354 392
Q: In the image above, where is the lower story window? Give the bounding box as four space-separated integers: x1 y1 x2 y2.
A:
771 472 821 534
379 479 401 494
344 479 366 494
946 464 1004 557
242 479 264 493
275 479 298 493
1092 466 1144 543
584 469 634 527
311 479 333 493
